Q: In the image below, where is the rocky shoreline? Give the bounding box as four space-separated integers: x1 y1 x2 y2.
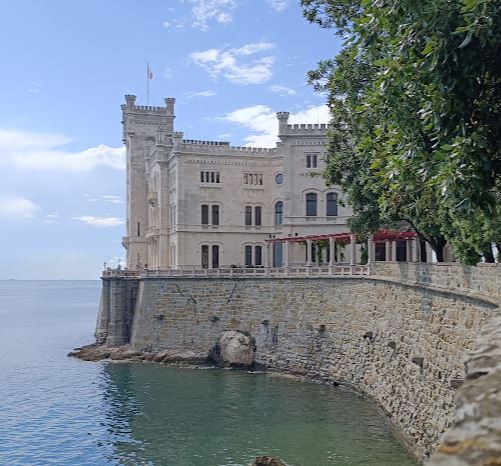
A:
69 343 210 365
69 329 258 368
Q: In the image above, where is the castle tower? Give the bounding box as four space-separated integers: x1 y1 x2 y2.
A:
121 95 176 269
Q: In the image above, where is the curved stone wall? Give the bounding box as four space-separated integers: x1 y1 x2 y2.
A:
125 275 497 461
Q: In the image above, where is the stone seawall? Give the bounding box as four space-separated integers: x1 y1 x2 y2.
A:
95 274 499 461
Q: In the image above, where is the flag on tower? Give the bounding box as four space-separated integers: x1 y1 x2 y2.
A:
147 64 154 80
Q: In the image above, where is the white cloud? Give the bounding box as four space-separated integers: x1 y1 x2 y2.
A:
190 42 275 85
184 89 217 98
265 0 289 12
74 216 125 228
222 104 330 147
269 84 297 96
100 195 123 204
164 0 237 31
0 195 39 218
0 129 125 172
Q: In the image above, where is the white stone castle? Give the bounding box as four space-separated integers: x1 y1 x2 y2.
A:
121 95 353 270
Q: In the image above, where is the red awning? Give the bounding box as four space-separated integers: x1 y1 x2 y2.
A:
265 229 417 244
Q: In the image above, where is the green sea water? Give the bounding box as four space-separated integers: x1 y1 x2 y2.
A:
0 280 417 466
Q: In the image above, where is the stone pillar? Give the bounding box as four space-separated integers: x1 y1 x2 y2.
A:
412 237 420 262
385 240 391 262
391 240 397 261
306 239 312 266
265 242 271 268
329 237 335 266
406 240 412 263
350 234 356 265
367 234 374 265
284 240 290 268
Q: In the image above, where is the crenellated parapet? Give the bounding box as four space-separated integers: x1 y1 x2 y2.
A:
183 139 230 146
276 111 330 139
178 142 279 156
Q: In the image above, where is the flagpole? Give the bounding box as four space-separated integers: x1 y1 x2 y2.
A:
146 62 150 106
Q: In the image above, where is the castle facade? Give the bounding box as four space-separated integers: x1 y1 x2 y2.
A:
121 95 352 270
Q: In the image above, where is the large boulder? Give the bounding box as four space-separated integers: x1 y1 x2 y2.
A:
249 456 288 466
209 330 256 368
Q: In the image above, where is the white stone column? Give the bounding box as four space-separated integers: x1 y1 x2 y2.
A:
391 240 397 261
306 239 312 266
329 237 335 266
284 240 290 268
265 242 271 268
406 240 412 263
412 237 420 262
385 240 391 262
367 234 374 265
350 234 356 265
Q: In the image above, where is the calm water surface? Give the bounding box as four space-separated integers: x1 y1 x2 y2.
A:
0 281 417 466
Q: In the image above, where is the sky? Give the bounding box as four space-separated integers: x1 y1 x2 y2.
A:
0 0 342 279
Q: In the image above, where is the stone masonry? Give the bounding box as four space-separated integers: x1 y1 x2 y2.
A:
96 264 500 462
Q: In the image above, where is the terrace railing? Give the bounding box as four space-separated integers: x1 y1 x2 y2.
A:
102 265 369 279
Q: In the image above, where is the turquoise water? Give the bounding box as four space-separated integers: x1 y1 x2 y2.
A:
0 281 417 466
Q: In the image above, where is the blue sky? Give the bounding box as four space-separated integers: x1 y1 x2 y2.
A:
0 0 342 279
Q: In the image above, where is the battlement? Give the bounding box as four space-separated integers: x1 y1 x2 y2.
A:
287 123 329 131
183 139 230 146
179 141 278 155
121 95 175 116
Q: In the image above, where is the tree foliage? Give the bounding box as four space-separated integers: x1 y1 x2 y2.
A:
302 0 501 263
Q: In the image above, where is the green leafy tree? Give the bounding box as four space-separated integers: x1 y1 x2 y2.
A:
302 0 501 264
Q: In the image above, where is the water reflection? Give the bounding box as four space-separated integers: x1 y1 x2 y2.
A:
100 364 417 466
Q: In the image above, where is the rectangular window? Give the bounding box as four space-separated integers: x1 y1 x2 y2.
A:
200 171 220 183
254 206 262 226
243 173 263 185
137 222 141 237
306 154 318 168
244 206 252 226
306 193 317 216
245 245 253 266
201 205 209 225
326 193 338 217
211 205 219 225
212 245 219 268
201 245 209 268
255 246 262 266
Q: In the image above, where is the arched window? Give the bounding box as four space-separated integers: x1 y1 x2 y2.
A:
245 245 253 266
201 245 209 268
201 205 209 225
212 245 219 268
275 201 283 225
211 205 219 225
306 193 317 216
244 206 252 226
254 206 262 226
326 193 338 217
